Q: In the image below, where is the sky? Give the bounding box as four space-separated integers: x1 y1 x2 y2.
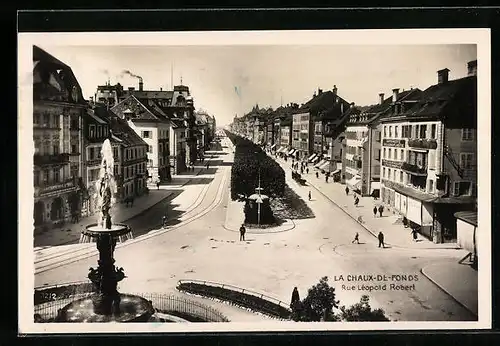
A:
36 44 476 126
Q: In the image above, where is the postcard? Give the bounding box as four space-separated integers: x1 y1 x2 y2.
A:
18 28 491 333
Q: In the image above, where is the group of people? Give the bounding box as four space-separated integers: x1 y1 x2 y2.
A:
352 231 386 248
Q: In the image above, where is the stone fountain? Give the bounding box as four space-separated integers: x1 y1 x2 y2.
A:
56 139 155 322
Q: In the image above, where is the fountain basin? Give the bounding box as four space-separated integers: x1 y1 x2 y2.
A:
83 223 132 238
56 293 155 323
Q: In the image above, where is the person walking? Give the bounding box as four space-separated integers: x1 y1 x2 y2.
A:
308 191 312 201
373 206 378 217
411 228 418 242
345 186 349 196
156 181 160 190
162 214 168 228
206 161 210 169
306 167 309 174
378 205 384 217
239 224 246 241
316 171 319 179
378 231 385 248
352 232 360 244
354 196 359 207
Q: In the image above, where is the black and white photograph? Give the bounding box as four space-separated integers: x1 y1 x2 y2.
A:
18 29 491 333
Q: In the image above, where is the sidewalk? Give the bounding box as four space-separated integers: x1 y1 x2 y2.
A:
421 261 478 317
273 155 459 250
34 161 210 249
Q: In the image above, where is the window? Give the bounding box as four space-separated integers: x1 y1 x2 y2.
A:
395 126 399 138
53 114 60 128
113 147 118 160
389 126 392 138
53 144 59 155
460 153 474 169
148 145 153 153
383 167 386 178
159 143 163 153
33 113 40 126
388 169 392 180
429 179 434 193
71 144 77 154
70 117 79 130
97 125 102 138
89 124 96 138
394 149 398 160
400 149 404 161
43 113 50 127
377 149 381 160
135 148 138 158
453 181 472 196
43 169 49 184
461 129 474 141
419 124 427 139
142 131 151 138
53 168 60 183
383 126 387 138
388 148 392 159
89 147 95 160
148 159 153 166
114 165 118 176
400 171 403 183
103 125 108 137
431 124 437 139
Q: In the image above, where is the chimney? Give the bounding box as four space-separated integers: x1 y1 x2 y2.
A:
350 102 355 107
138 77 143 91
437 68 450 84
379 93 385 105
392 88 400 101
333 85 337 95
318 88 323 95
467 60 477 76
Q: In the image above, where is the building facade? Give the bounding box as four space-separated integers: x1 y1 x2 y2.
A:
380 62 477 243
33 46 87 231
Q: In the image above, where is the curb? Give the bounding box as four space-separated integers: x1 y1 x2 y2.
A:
420 266 478 317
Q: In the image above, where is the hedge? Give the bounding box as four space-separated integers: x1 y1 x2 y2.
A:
225 130 285 200
177 282 291 319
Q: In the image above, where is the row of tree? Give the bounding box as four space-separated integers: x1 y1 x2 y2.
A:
225 131 285 201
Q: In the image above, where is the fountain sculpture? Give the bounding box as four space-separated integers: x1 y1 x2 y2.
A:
56 139 154 322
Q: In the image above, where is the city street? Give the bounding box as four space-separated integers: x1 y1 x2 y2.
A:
34 137 476 322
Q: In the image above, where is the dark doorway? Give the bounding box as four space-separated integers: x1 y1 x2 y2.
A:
50 197 63 221
34 201 45 226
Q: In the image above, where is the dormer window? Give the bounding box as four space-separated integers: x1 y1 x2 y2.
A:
89 124 96 138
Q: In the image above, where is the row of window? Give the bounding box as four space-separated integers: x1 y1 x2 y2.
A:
34 167 68 187
88 124 109 139
33 112 60 128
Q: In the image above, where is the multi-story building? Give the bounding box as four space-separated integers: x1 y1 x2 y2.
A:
93 106 148 201
33 46 87 231
81 106 124 215
379 61 477 243
344 88 422 196
277 114 293 155
94 81 124 108
111 95 174 182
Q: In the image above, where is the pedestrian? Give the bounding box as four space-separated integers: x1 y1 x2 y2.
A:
239 223 246 241
345 186 349 195
352 232 360 244
316 171 319 179
378 205 384 217
373 206 378 217
411 229 418 242
354 196 359 207
378 231 385 248
306 167 309 174
206 162 210 169
308 191 311 201
156 181 160 190
325 175 329 183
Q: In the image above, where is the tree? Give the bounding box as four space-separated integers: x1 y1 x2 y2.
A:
296 276 339 321
338 295 390 321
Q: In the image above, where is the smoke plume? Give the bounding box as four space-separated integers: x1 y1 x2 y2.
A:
121 69 142 79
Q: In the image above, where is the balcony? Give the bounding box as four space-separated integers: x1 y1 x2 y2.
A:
401 162 427 176
34 179 76 198
408 138 438 150
33 153 70 166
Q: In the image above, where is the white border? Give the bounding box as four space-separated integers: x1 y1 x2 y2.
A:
18 29 491 334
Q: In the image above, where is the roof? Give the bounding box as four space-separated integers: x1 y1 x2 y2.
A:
111 95 162 121
300 90 349 114
381 76 476 122
33 45 86 105
93 106 148 147
454 211 478 226
121 90 173 100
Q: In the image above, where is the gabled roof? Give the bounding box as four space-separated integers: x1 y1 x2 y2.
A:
381 76 476 122
93 106 148 147
33 45 86 105
111 95 163 121
300 90 349 114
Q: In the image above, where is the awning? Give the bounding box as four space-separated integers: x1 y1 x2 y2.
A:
346 175 362 190
319 161 330 171
315 159 327 168
331 168 341 175
370 181 381 193
307 153 317 162
271 143 277 149
288 149 295 155
312 156 321 164
278 147 287 153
